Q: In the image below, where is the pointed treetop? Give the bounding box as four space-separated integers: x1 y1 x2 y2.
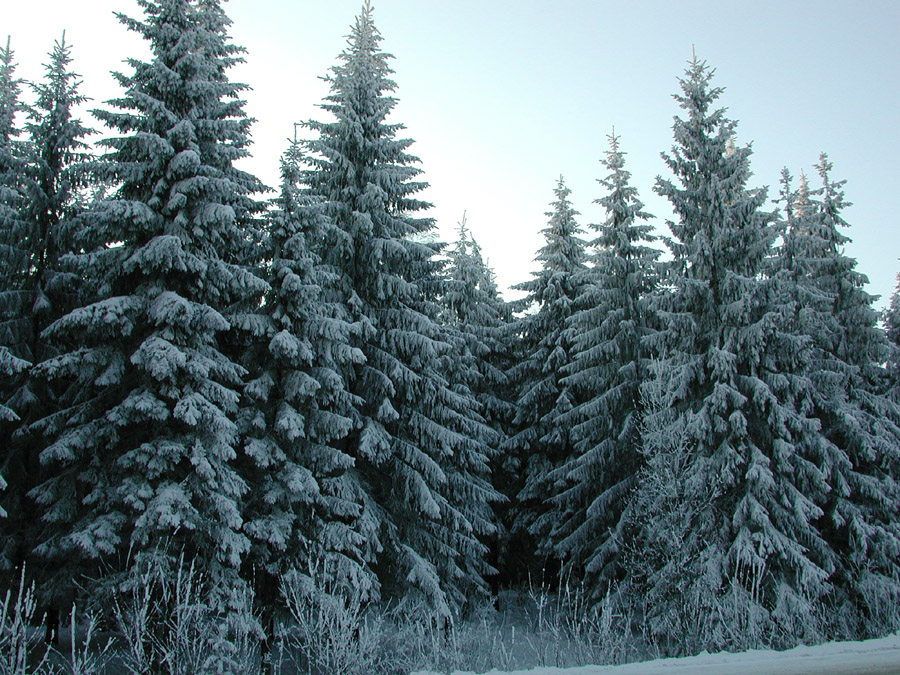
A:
456 210 470 241
672 50 725 121
608 126 619 154
346 0 383 58
0 36 23 143
604 128 627 173
796 170 810 212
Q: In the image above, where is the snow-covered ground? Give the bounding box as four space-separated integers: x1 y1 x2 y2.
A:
413 633 900 675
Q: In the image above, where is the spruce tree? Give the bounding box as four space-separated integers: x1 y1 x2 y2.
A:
302 2 498 613
0 36 29 391
0 36 92 578
238 139 373 602
0 37 27 548
28 0 266 611
504 177 587 577
0 346 28 522
442 214 512 438
442 216 514 589
0 37 27 292
551 133 659 597
627 58 833 652
885 273 900 402
775 157 900 637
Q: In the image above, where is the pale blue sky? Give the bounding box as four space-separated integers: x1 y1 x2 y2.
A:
6 1 899 304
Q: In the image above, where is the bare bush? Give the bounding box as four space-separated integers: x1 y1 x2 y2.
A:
112 557 258 675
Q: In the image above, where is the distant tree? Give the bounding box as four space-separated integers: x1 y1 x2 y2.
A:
442 214 514 589
504 177 587 579
442 213 513 437
551 132 659 598
302 2 499 614
28 0 267 615
627 58 833 653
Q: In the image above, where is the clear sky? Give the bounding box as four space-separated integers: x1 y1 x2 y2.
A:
5 1 899 305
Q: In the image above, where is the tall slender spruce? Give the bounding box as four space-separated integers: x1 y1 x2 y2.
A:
0 36 93 579
504 177 587 578
238 139 372 602
302 2 499 614
0 37 27 306
552 133 659 596
885 273 900 402
442 214 512 437
0 37 27 554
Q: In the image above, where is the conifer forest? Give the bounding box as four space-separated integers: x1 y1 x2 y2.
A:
1 1 899 673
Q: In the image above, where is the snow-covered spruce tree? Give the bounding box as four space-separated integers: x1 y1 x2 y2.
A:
885 272 900 402
0 37 29 409
0 37 28 550
0 36 93 580
238 139 373 605
551 132 659 598
503 177 587 580
775 158 900 637
28 0 266 612
302 2 499 614
442 214 513 440
441 215 514 589
5 34 92 364
0 37 27 300
627 58 834 653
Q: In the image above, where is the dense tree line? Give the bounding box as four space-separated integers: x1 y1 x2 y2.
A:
1 0 898 656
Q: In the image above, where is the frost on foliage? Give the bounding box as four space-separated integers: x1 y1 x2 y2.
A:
238 138 373 604
27 0 266 606
0 346 29 520
0 35 94 578
774 160 900 636
441 213 514 455
550 132 660 598
300 2 500 612
503 177 588 577
624 57 834 651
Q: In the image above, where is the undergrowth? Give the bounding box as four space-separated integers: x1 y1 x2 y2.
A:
4 562 894 674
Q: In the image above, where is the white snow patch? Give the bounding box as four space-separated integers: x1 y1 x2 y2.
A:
413 633 900 675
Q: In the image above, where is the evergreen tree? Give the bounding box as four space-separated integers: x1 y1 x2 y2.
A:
442 214 513 437
0 36 93 577
0 37 27 544
551 132 659 596
504 177 587 577
302 2 499 614
628 58 833 652
884 272 900 401
28 0 266 611
0 37 27 298
442 215 514 590
0 36 29 388
775 157 900 637
238 139 372 602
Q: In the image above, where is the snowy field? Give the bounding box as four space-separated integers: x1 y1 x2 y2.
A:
413 633 900 675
